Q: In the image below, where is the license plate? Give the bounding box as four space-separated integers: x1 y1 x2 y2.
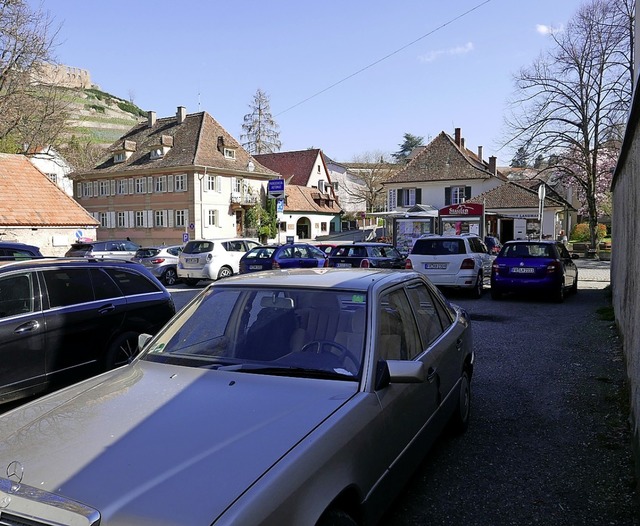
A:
335 263 352 268
511 267 535 274
425 263 447 270
249 265 263 270
186 258 199 264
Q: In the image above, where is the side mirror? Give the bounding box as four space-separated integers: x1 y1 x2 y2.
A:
138 333 153 351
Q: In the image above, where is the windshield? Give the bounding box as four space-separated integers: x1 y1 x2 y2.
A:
144 286 367 380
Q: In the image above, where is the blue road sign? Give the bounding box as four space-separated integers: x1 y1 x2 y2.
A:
268 179 285 198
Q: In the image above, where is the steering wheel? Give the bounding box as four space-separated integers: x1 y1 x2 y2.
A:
300 340 359 370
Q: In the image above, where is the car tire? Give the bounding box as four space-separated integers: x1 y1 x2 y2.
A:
554 283 565 303
162 268 178 286
105 331 139 370
448 370 471 435
571 272 578 294
217 266 233 280
470 273 483 299
184 278 200 287
317 508 358 526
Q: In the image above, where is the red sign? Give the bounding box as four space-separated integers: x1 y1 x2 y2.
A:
439 203 484 216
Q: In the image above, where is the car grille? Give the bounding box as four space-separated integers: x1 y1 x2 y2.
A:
0 512 49 526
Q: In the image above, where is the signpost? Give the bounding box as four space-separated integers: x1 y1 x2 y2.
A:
268 179 285 199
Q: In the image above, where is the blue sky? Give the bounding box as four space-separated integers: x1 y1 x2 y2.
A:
32 0 584 166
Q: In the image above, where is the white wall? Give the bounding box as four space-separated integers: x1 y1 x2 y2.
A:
0 226 98 256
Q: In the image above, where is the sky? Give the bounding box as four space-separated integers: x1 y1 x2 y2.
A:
30 0 586 166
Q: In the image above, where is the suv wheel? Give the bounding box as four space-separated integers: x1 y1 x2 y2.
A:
470 273 483 299
105 331 139 369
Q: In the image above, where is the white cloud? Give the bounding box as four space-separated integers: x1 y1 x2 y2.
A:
419 42 474 63
536 24 564 35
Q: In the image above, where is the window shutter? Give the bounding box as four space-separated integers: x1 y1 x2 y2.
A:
445 187 451 205
168 209 174 228
93 181 98 197
409 188 416 206
128 211 134 228
76 183 82 198
168 175 174 192
108 211 115 228
465 186 472 201
184 209 189 225
416 188 422 204
146 210 153 228
214 210 219 226
216 176 222 193
147 177 153 194
183 175 188 192
110 180 116 196
204 175 209 192
128 179 134 194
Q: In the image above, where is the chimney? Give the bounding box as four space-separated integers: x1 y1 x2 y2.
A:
176 106 187 124
147 111 156 127
489 156 497 175
461 138 465 150
454 128 461 146
477 146 483 161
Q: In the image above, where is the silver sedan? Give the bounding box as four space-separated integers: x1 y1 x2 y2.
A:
0 268 473 526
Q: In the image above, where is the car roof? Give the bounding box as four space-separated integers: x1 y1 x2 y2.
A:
504 240 557 245
0 257 145 272
217 268 415 291
0 241 40 250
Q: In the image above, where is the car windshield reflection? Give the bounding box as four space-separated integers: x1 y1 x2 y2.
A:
143 286 366 380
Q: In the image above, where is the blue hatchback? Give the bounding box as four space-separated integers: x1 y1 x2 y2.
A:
490 240 578 302
239 243 328 273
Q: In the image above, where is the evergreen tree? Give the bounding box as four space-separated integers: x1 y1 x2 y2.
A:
510 147 529 167
392 133 424 163
241 89 282 155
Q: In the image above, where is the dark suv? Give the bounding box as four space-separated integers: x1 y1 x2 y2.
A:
0 241 43 261
327 243 406 269
0 258 175 404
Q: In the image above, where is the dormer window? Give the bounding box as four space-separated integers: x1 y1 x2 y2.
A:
150 148 164 159
224 148 236 160
112 139 136 164
114 152 126 163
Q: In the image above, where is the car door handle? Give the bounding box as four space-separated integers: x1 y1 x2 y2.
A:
456 339 464 352
15 320 40 333
427 367 437 382
98 304 116 315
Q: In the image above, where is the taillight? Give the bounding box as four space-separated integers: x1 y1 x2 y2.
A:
460 258 475 270
546 260 561 274
360 259 370 268
151 258 165 264
206 253 213 262
405 258 413 269
272 260 281 269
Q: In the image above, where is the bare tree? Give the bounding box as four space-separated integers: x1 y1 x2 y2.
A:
241 88 281 154
58 135 108 173
344 151 397 213
0 0 65 151
505 0 634 248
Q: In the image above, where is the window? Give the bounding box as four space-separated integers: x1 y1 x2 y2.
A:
150 148 163 159
0 273 34 319
377 289 422 361
104 269 161 295
99 180 109 196
223 148 236 160
405 283 446 346
321 222 328 232
233 178 242 193
155 176 167 193
333 181 339 191
46 173 57 184
135 177 146 194
116 179 128 195
207 175 216 192
317 165 321 174
114 152 125 163
117 212 127 228
99 212 108 227
446 186 471 205
135 211 145 228
89 269 123 300
82 182 93 198
208 209 218 226
175 174 186 192
43 269 94 308
154 210 167 227
175 210 186 228
397 188 415 207
318 180 325 193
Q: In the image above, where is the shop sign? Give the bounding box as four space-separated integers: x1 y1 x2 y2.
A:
439 203 484 216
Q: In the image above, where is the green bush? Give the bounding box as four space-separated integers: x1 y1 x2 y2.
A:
570 223 607 242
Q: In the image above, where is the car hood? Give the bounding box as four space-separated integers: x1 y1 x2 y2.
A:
0 361 357 525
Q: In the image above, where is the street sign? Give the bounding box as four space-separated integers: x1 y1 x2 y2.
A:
182 232 189 243
268 179 285 199
276 198 284 214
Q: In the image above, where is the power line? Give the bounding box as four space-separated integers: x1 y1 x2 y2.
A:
275 0 492 117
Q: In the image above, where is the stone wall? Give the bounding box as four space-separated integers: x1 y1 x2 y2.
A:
33 64 91 90
0 226 97 256
611 95 640 481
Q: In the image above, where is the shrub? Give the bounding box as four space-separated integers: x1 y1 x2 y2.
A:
570 223 607 242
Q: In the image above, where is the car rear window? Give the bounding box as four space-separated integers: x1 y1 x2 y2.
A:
411 239 465 255
183 241 214 254
136 248 160 258
43 268 95 307
503 244 553 258
246 247 276 259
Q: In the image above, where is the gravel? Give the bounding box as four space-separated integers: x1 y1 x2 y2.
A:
384 278 639 525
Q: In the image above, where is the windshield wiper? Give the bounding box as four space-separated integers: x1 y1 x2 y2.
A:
216 363 355 380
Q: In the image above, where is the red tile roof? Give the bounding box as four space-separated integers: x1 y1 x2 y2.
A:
283 185 341 214
0 154 98 226
254 149 322 186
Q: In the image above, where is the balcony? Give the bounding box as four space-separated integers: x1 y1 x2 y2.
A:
230 192 258 208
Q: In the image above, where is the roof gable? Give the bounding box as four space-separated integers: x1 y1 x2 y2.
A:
387 131 506 184
0 154 98 226
283 185 342 214
254 149 323 186
467 181 566 209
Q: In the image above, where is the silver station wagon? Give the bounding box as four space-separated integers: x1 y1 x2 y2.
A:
0 268 473 526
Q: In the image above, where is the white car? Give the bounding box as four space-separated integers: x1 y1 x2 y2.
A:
405 234 493 298
177 238 261 286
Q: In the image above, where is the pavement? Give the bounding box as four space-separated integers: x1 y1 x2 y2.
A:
574 256 611 287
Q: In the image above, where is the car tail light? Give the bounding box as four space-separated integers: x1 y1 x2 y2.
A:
405 258 413 269
360 259 370 268
272 260 281 269
546 260 561 274
460 258 475 270
151 258 165 264
206 253 213 262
